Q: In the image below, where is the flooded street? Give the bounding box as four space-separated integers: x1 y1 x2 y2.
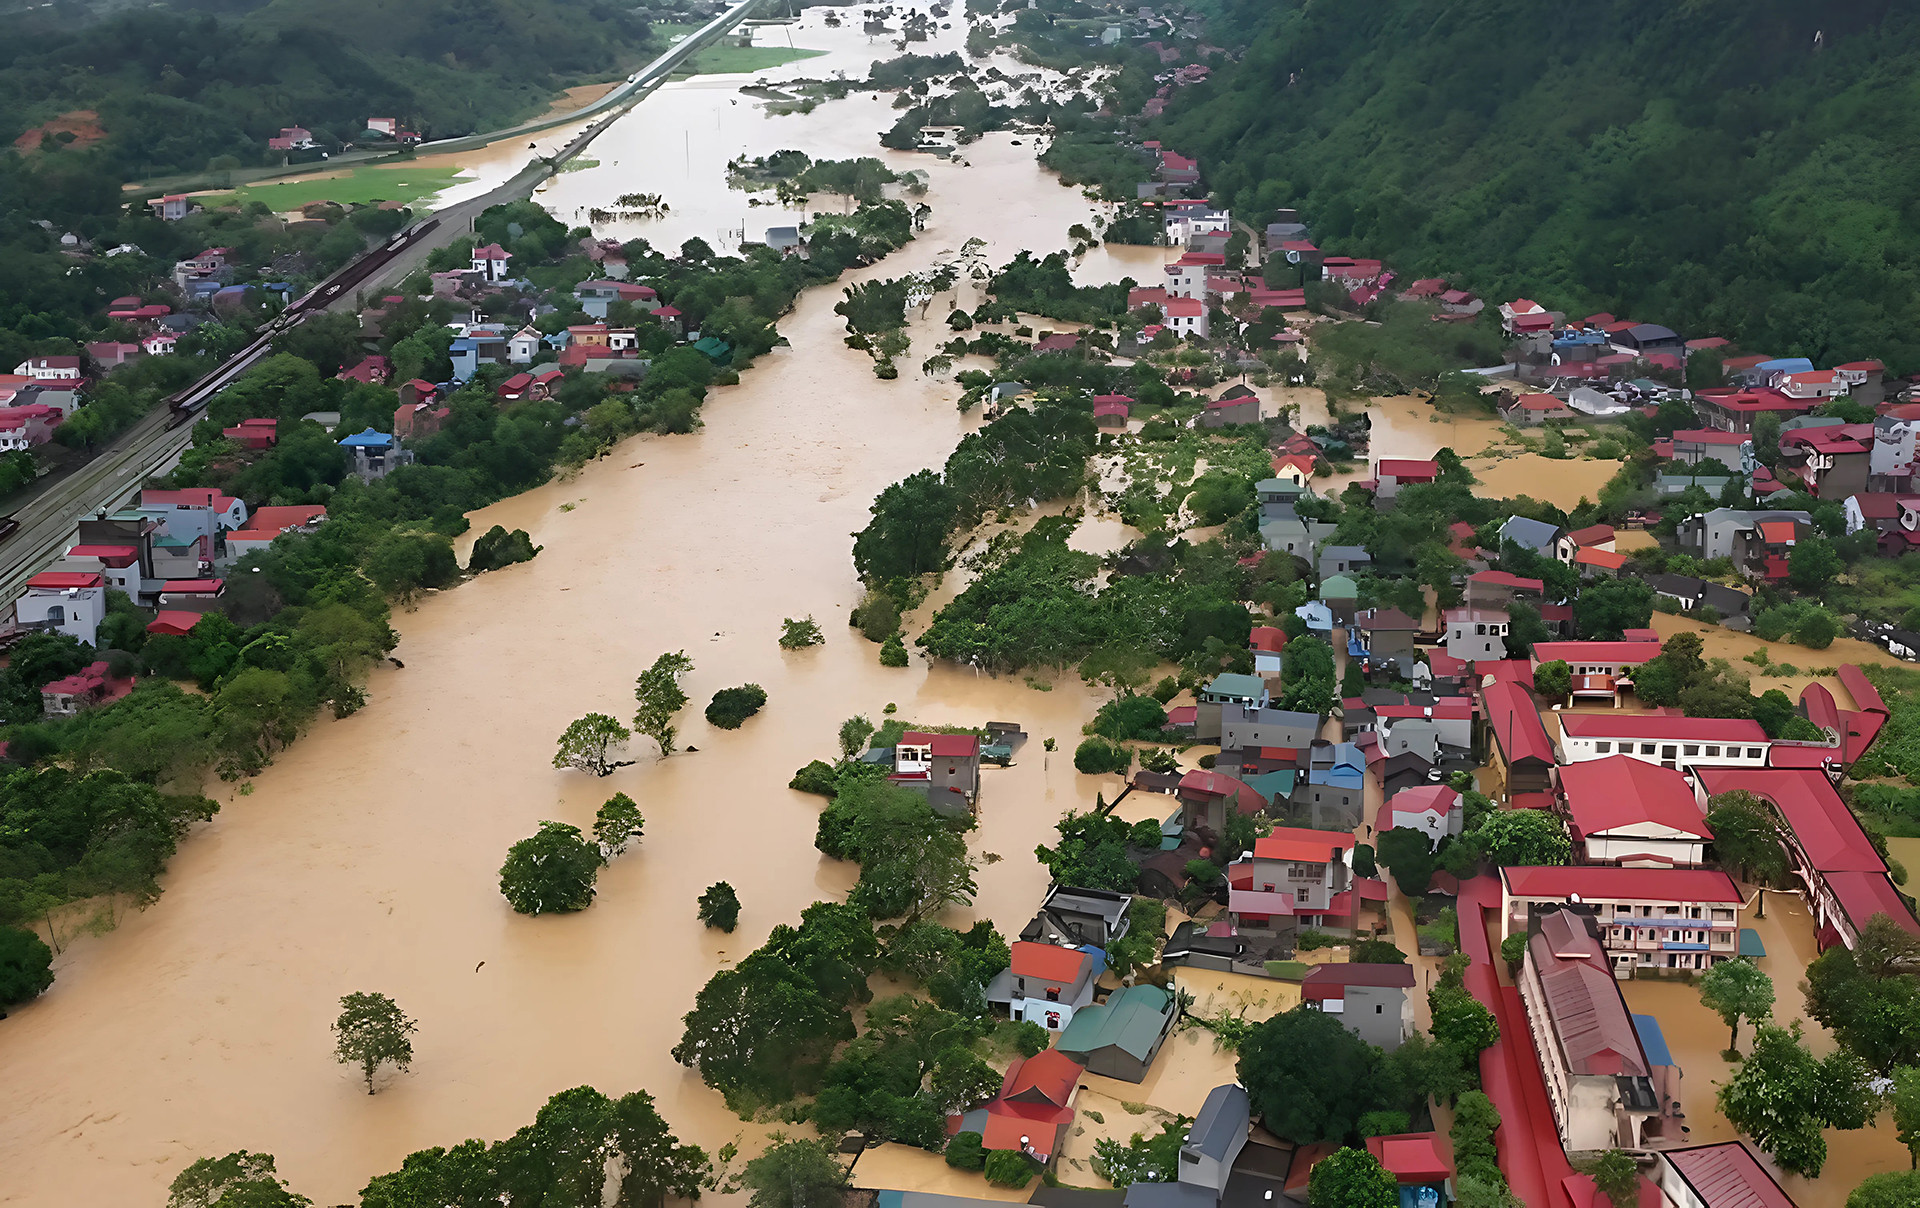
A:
0 12 1161 1206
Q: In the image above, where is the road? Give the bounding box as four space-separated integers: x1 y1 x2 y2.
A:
0 0 769 605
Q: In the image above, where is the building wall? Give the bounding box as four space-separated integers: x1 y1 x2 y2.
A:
17 587 104 647
1561 734 1770 769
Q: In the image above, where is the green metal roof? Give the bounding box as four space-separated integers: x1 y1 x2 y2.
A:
1243 770 1297 803
1056 984 1175 1062
1205 672 1266 699
1322 574 1359 598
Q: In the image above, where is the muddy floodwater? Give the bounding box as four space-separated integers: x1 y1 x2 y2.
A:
0 14 1169 1207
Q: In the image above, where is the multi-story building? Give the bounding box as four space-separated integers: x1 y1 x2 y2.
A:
1501 866 1741 976
1558 714 1770 771
1556 755 1713 867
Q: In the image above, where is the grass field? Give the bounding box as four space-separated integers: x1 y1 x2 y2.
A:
654 23 827 76
200 165 467 212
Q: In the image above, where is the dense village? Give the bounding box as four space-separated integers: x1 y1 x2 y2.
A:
2 4 1920 1208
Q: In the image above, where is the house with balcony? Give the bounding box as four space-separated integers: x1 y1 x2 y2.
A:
1515 908 1682 1154
15 570 107 646
1350 606 1421 676
1668 429 1753 473
1558 714 1770 771
1695 767 1920 950
1556 756 1711 867
1502 867 1741 977
1003 941 1100 1031
1870 411 1916 491
890 730 981 808
1779 424 1873 500
1226 827 1353 945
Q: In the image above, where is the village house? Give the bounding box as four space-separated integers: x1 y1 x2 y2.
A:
1053 983 1178 1083
1302 963 1416 1050
1497 514 1562 556
1465 569 1545 608
1226 827 1354 945
1092 393 1131 430
1175 768 1268 837
1779 424 1873 499
1163 296 1207 339
574 280 658 320
471 243 512 282
15 570 107 646
1380 784 1461 848
1217 703 1318 753
1316 544 1370 578
13 356 81 383
140 487 248 542
890 730 982 810
1441 605 1509 663
1370 457 1438 504
157 578 225 614
0 403 61 450
1516 909 1683 1154
1647 574 1754 628
149 194 192 221
40 660 135 718
1374 697 1474 760
1350 607 1421 676
1556 756 1712 867
1695 766 1920 949
1019 885 1132 948
1502 391 1576 426
1481 679 1555 801
339 429 403 482
1668 429 1753 473
973 1048 1083 1168
1555 523 1616 564
1558 713 1771 772
1294 741 1367 830
223 505 327 560
1870 410 1917 490
1248 625 1285 676
1194 672 1268 742
1675 507 1812 569
1201 384 1257 427
1363 1133 1454 1207
266 125 315 151
1002 941 1099 1031
1691 386 1815 434
1163 251 1222 299
220 418 277 451
1257 476 1311 519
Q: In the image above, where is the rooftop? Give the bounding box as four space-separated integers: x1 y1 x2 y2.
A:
1559 713 1767 743
1504 865 1741 904
1558 756 1711 839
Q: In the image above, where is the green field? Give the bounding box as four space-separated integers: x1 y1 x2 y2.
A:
653 24 826 76
201 165 467 212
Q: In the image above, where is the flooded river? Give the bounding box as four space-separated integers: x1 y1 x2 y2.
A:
0 12 1163 1207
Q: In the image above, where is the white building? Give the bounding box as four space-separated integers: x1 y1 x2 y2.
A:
1502 867 1742 977
1164 296 1208 339
16 570 107 647
1558 714 1771 771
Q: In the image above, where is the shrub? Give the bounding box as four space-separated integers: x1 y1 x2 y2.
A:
1091 694 1169 740
467 525 541 572
1500 932 1527 967
1129 817 1165 848
780 616 825 649
879 635 909 666
1350 938 1406 964
1074 736 1131 775
945 1131 986 1170
0 925 55 1005
790 760 839 795
983 1150 1034 1188
1012 1020 1051 1056
1296 929 1334 950
698 882 741 932
705 684 768 729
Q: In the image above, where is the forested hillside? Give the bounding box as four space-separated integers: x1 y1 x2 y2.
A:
0 0 656 176
1154 0 1920 369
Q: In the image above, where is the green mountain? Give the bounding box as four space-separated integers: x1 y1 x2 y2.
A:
1154 0 1920 370
0 0 656 176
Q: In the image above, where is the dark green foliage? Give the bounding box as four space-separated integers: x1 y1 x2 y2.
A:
790 760 840 796
1308 1148 1398 1208
698 882 740 933
811 996 992 1147
1717 1022 1875 1177
1573 578 1653 640
854 470 959 582
1237 1006 1389 1145
467 526 540 572
945 1131 987 1171
674 901 879 1111
1155 2 1920 370
498 821 602 915
739 1135 847 1208
1532 659 1571 701
1349 938 1406 965
990 251 1132 324
1850 1172 1920 1208
1450 1091 1504 1189
1074 736 1131 775
813 778 977 923
705 684 768 730
1035 810 1138 892
1093 1119 1190 1187
879 635 909 667
0 924 54 1005
358 1085 710 1208
1091 694 1169 741
1802 914 1920 1073
1374 827 1436 896
0 768 218 932
168 1151 310 1208
983 1150 1033 1189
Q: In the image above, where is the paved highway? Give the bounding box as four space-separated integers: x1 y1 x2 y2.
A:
0 0 768 605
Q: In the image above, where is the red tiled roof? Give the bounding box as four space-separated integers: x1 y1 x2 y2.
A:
1837 664 1887 715
161 578 224 594
1165 297 1204 317
1825 871 1920 937
1366 1133 1452 1183
1695 767 1881 872
1532 640 1661 665
1009 941 1089 983
1503 865 1742 903
1559 713 1766 743
1001 1047 1082 1107
1573 548 1629 570
240 505 326 534
27 571 102 590
1253 826 1349 863
1558 756 1709 839
146 610 205 637
1483 680 1554 765
1377 458 1439 479
1565 524 1615 547
1660 1143 1798 1208
1178 769 1267 813
1469 570 1544 593
1249 626 1286 653
900 731 980 758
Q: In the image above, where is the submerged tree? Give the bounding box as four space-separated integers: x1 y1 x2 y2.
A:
1697 959 1774 1056
167 1151 310 1208
634 652 694 756
594 792 646 858
500 821 603 915
553 713 633 776
698 882 741 932
332 991 417 1094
